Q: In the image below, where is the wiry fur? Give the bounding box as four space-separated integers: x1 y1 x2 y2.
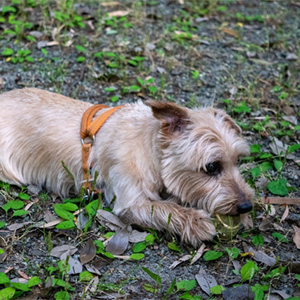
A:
0 88 254 246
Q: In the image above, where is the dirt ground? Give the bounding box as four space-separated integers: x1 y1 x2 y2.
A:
0 0 300 299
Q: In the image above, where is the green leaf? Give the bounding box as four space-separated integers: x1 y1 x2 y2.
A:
142 267 161 287
210 285 225 295
54 206 74 220
56 220 75 229
262 266 286 280
75 45 86 53
103 232 115 239
176 280 196 292
79 271 93 282
18 192 30 200
0 221 6 229
1 48 14 56
129 85 141 92
10 282 30 291
104 87 117 92
27 276 41 288
25 56 34 63
251 284 268 300
133 241 147 253
250 144 261 153
240 261 257 282
0 287 15 300
179 292 202 299
166 278 176 295
77 56 85 63
203 250 223 261
168 242 181 253
252 234 264 247
54 290 70 300
287 143 300 154
130 253 145 260
274 160 283 172
225 247 239 259
267 179 288 196
259 161 273 172
85 200 101 216
251 167 261 179
0 273 10 284
103 251 115 259
272 232 288 243
12 209 27 217
8 200 24 210
111 96 119 102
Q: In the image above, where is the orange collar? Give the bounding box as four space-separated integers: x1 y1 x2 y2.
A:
80 104 123 194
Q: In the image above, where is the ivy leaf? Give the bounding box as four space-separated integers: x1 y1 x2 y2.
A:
267 179 288 196
176 280 196 292
203 250 223 261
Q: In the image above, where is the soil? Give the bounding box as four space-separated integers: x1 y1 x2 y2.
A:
0 0 300 299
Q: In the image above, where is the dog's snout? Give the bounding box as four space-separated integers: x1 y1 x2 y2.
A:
237 202 253 214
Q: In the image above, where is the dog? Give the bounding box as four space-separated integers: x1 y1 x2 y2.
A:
0 88 254 246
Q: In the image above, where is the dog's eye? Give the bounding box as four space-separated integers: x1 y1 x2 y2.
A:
205 162 222 176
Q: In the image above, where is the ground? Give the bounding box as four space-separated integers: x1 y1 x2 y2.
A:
0 0 300 299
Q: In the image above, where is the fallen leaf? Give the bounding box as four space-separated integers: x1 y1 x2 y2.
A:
106 227 129 255
128 230 149 243
169 254 191 270
97 210 126 231
17 270 30 280
232 260 241 272
191 243 206 265
68 257 83 274
280 205 289 223
222 284 255 300
107 10 130 17
220 27 239 38
44 210 57 223
80 239 96 265
85 264 102 276
25 199 39 211
262 197 300 205
101 1 120 7
292 225 300 249
195 267 218 296
84 276 99 294
77 211 90 230
286 53 298 61
7 222 33 231
246 246 276 266
50 245 77 258
249 58 273 65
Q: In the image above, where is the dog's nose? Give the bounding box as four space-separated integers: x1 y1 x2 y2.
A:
237 202 253 214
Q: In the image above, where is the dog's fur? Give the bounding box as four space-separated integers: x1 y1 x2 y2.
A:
0 88 254 246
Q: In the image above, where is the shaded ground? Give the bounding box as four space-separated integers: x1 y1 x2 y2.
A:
0 0 300 299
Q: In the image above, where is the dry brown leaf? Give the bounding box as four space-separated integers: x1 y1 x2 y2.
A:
68 257 83 274
262 197 300 205
280 204 289 223
80 239 96 265
84 276 99 294
107 10 130 17
106 227 129 255
17 270 30 280
191 243 206 265
101 1 120 7
97 210 126 231
24 199 39 211
169 254 191 270
292 225 300 249
246 246 276 266
249 58 273 66
128 230 149 243
220 27 239 38
195 267 218 296
50 245 77 258
7 222 32 231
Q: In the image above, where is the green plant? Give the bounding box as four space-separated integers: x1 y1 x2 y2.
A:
1 48 34 64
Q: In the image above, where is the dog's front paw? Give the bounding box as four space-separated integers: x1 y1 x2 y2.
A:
181 209 216 247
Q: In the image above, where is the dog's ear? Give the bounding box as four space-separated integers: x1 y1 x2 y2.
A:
145 100 189 135
212 109 242 134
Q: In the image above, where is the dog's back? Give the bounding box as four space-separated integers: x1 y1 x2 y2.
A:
0 88 92 195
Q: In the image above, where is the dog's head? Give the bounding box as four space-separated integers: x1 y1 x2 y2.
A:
146 100 254 217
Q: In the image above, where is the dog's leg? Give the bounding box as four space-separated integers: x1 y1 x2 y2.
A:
120 199 216 246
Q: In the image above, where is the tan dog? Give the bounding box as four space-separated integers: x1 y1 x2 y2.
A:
0 88 254 246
